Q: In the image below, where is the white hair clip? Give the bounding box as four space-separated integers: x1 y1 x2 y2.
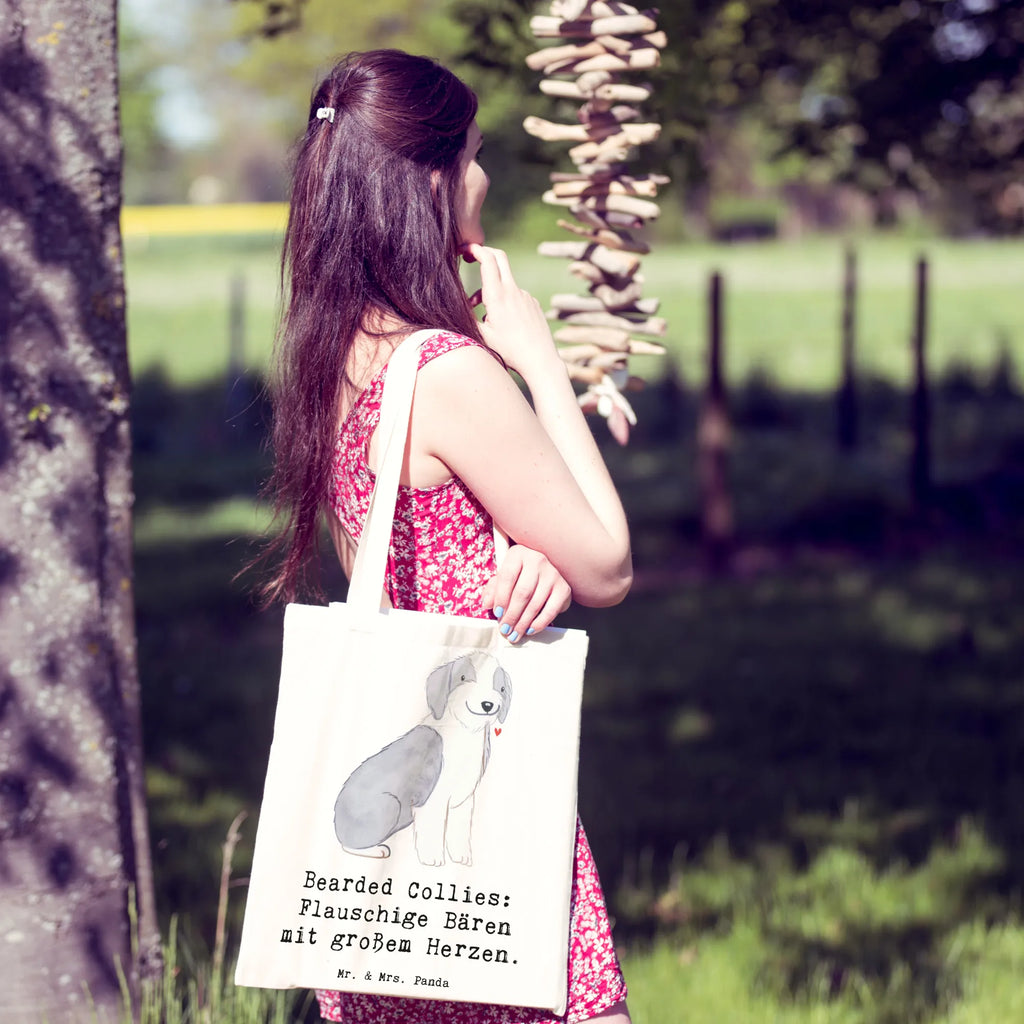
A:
315 107 335 124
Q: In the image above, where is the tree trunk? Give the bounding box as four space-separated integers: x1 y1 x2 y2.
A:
836 245 858 451
698 271 732 571
0 1 161 1021
910 255 931 509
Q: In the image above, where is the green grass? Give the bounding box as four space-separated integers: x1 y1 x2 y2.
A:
124 229 1024 1023
124 234 282 385
478 233 1024 389
651 237 1024 388
619 837 1024 1024
125 232 1024 391
621 903 1024 1024
621 927 870 1024
134 497 272 547
115 918 314 1023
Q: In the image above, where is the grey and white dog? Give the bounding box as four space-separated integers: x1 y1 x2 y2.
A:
334 652 512 867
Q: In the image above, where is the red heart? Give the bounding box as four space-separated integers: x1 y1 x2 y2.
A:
494 727 502 737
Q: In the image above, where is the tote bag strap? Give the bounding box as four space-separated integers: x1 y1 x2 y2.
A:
346 329 511 617
347 329 434 616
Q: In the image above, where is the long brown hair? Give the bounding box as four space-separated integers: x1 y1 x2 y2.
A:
259 49 482 603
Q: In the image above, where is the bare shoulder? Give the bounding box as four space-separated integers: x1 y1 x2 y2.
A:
419 338 505 380
411 339 542 466
416 340 524 409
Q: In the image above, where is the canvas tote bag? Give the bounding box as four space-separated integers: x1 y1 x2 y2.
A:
235 330 588 1015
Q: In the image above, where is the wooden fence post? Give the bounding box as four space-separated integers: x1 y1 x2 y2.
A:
837 245 858 451
228 270 246 379
225 271 253 442
698 271 733 569
910 255 931 508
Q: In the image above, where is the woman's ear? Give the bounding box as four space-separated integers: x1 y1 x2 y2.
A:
430 168 441 196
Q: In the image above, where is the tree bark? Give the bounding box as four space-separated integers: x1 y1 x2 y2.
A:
0 1 160 1021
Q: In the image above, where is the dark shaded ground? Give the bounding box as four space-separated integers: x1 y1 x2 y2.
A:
132 362 1024 1017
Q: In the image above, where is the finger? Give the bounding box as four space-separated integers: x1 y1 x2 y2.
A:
466 287 483 308
499 564 561 643
487 553 523 617
467 242 499 271
471 243 517 288
489 560 534 640
480 575 496 612
508 576 571 642
520 593 569 638
471 244 504 298
487 246 515 284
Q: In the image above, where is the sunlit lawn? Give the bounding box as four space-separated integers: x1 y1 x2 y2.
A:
124 231 1024 390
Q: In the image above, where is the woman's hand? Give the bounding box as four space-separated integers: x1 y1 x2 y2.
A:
480 544 572 643
465 242 563 382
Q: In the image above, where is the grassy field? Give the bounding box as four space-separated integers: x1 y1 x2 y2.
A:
124 232 1024 390
125 230 1024 1023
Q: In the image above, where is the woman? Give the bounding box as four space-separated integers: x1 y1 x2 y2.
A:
263 49 633 1024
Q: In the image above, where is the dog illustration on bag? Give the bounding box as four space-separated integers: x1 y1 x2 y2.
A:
334 652 512 867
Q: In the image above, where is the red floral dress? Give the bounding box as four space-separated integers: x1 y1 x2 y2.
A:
320 330 627 1024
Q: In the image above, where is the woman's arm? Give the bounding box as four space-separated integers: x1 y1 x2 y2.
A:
327 502 562 636
409 245 632 610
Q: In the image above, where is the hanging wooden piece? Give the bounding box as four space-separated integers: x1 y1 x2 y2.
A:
527 0 667 443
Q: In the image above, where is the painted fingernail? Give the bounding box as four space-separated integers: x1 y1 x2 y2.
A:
500 623 511 636
493 606 504 618
526 627 536 635
509 631 519 643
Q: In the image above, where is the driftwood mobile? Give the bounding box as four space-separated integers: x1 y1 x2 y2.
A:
525 0 667 444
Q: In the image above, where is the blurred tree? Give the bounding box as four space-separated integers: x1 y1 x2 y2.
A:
148 0 469 202
119 13 180 204
446 0 564 233
716 0 1024 232
447 0 1024 232
128 0 1022 223
0 0 160 1020
229 0 461 109
229 0 309 38
221 0 557 224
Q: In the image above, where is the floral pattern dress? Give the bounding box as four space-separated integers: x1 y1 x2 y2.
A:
320 330 627 1024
